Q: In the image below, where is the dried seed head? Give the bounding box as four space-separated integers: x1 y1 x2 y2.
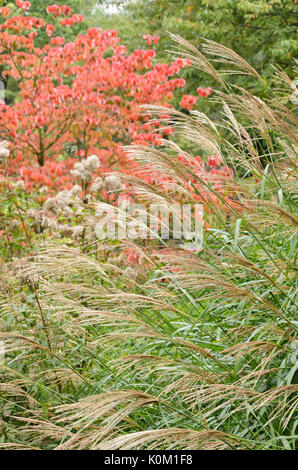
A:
104 173 124 192
0 140 9 164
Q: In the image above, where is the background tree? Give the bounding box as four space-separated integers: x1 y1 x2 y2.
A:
0 4 189 190
110 0 297 100
0 1 99 102
0 1 99 44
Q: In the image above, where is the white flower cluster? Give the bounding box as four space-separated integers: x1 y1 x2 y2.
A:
27 185 83 236
104 173 124 193
90 177 103 194
44 185 82 215
0 141 10 164
71 155 101 184
90 173 124 194
24 154 125 245
29 183 100 242
69 154 124 195
27 207 58 233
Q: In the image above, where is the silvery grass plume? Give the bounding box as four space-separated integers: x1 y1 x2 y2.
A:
0 37 297 450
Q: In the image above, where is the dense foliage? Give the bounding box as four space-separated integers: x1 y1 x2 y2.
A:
0 3 194 191
0 1 297 452
124 0 298 76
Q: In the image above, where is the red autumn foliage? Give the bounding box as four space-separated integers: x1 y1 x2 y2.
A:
180 94 198 110
197 86 212 98
0 4 190 190
0 4 237 219
143 35 160 46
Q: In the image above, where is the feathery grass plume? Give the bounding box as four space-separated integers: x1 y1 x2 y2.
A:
0 38 297 450
168 33 227 89
201 39 265 83
98 428 238 450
